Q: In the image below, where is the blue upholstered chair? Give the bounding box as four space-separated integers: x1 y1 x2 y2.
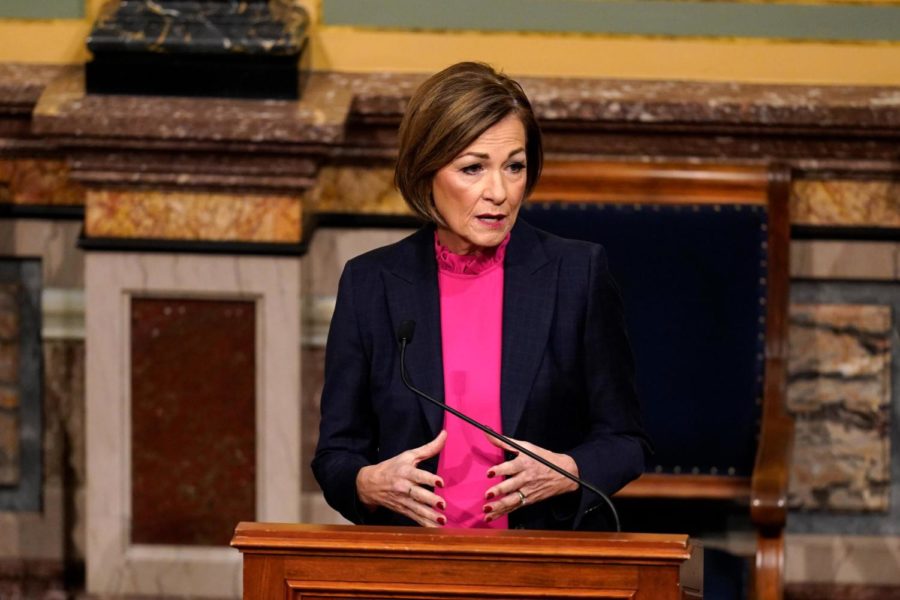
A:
525 161 794 600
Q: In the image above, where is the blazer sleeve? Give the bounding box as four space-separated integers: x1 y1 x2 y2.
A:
566 244 649 529
311 262 377 524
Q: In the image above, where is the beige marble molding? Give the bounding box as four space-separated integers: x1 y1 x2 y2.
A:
0 158 84 206
85 189 302 243
787 304 892 512
85 252 303 598
791 180 899 228
309 166 409 216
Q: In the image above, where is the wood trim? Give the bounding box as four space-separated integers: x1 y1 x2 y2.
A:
751 164 795 532
531 160 769 205
232 523 693 561
234 523 700 600
614 474 751 500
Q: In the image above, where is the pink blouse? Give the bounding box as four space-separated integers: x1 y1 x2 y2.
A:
435 232 510 529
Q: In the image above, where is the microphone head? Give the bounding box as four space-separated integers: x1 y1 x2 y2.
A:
396 320 416 345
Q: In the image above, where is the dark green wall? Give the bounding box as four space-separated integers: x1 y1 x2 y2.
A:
1 0 84 19
323 0 900 42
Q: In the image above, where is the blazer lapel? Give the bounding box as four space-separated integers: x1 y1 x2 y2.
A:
384 227 446 437
501 221 558 437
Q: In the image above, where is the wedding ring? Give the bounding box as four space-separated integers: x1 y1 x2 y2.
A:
516 490 527 506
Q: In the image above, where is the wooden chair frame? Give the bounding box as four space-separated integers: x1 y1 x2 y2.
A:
531 160 794 600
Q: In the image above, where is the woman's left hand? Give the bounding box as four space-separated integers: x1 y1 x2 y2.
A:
482 434 580 523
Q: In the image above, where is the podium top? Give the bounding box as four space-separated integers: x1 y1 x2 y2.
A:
231 522 692 562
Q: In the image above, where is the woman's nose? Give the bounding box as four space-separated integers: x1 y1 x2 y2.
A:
483 170 507 204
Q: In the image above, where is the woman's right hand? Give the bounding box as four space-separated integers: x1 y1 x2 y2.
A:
356 430 448 527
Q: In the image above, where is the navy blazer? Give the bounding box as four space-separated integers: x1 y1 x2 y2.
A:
312 219 648 530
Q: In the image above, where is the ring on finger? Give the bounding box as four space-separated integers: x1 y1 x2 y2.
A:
516 490 527 506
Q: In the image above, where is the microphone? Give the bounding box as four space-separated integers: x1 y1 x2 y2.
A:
396 319 621 532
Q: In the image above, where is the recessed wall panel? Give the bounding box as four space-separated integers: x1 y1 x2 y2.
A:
130 298 256 546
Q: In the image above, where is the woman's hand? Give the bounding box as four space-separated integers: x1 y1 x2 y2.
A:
482 434 579 523
356 430 448 527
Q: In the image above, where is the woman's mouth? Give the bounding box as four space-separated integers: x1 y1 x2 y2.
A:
476 214 506 229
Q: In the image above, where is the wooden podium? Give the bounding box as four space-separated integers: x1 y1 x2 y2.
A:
232 522 702 599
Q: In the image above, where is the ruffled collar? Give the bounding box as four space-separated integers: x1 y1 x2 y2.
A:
434 230 510 276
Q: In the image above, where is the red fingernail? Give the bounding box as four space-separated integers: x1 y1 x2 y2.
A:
487 471 495 478
437 516 446 525
483 505 491 513
486 492 495 499
485 515 493 523
437 501 445 510
435 480 444 488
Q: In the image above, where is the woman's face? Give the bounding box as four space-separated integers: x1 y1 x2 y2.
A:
432 114 527 255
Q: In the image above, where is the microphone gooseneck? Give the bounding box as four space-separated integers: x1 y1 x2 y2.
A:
397 322 621 532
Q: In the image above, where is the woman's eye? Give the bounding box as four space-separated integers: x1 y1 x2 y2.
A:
461 164 483 175
507 162 526 174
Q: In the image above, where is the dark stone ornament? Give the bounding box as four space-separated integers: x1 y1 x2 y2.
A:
85 0 310 99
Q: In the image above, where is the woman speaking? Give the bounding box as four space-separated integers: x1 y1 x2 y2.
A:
312 62 648 531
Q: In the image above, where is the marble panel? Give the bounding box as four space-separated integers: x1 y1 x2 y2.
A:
42 339 86 561
301 346 324 494
0 283 20 486
787 304 892 512
0 159 84 206
85 188 302 243
305 227 414 297
0 260 43 513
786 534 900 586
791 241 899 282
0 410 17 485
310 166 409 215
0 284 18 339
130 298 256 547
791 180 900 228
0 221 84 289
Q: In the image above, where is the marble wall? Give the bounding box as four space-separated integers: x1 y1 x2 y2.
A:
84 252 302 597
788 282 900 544
0 222 83 570
787 304 892 511
0 260 42 513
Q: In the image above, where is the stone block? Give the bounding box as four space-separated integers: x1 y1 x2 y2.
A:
790 241 899 281
791 180 900 228
787 304 892 512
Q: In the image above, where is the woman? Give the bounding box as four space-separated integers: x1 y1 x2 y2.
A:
312 62 647 531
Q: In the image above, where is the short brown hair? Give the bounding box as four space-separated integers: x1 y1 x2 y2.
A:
395 62 543 224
